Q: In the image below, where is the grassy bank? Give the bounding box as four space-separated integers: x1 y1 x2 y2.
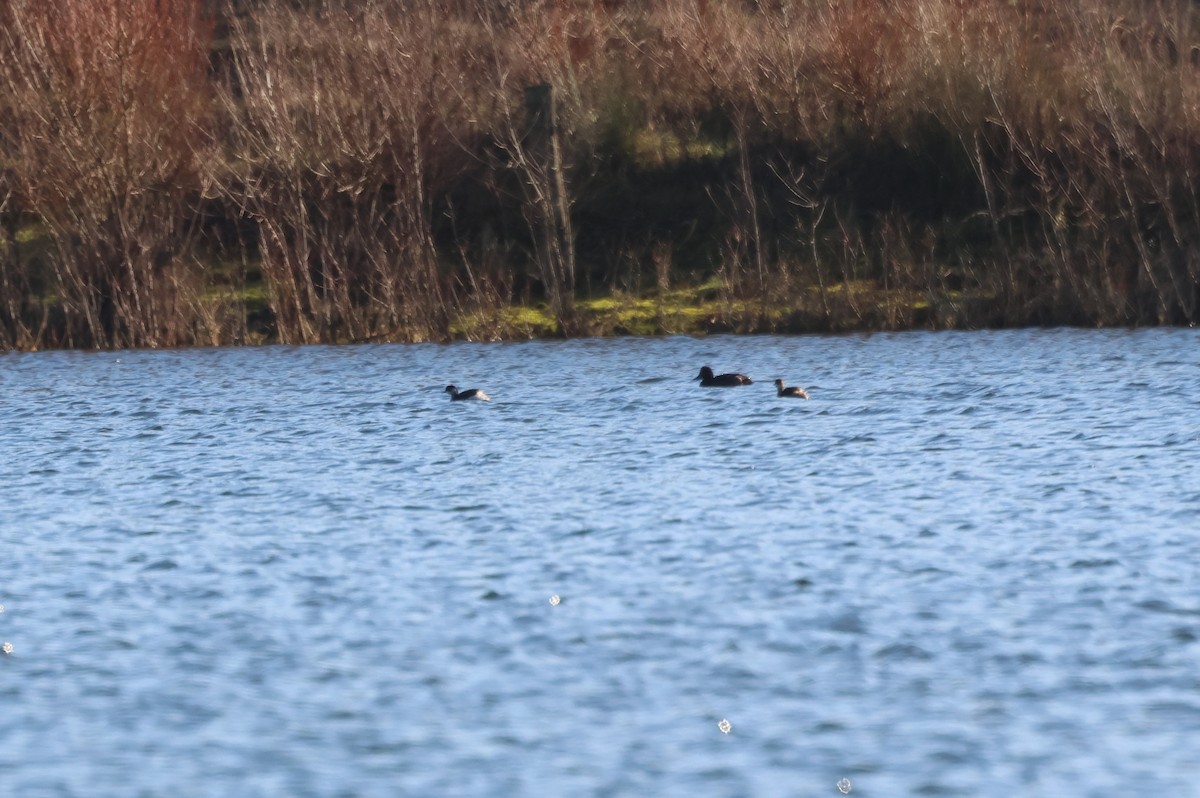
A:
3 0 1199 350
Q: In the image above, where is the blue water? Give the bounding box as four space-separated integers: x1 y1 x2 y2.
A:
2 330 1198 797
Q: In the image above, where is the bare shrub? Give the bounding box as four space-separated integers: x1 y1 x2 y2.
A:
0 175 41 350
470 0 624 334
212 0 495 343
0 0 213 348
909 0 1200 324
4 0 1200 348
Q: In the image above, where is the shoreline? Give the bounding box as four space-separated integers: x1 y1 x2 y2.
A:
3 285 1186 354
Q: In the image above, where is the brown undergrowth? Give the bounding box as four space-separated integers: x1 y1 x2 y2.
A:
2 0 1198 350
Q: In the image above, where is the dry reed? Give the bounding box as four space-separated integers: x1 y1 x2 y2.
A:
2 0 1199 349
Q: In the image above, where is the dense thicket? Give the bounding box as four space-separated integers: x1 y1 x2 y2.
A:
2 0 1199 349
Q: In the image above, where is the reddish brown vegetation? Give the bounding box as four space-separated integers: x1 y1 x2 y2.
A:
2 0 1199 349
1 0 213 348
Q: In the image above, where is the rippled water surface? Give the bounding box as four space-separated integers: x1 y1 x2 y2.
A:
2 330 1199 797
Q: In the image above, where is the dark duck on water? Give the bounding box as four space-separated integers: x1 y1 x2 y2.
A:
696 365 753 387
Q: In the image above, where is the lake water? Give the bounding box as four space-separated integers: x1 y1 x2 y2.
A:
2 330 1198 797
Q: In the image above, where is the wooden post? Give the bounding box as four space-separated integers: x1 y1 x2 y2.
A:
521 82 576 332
